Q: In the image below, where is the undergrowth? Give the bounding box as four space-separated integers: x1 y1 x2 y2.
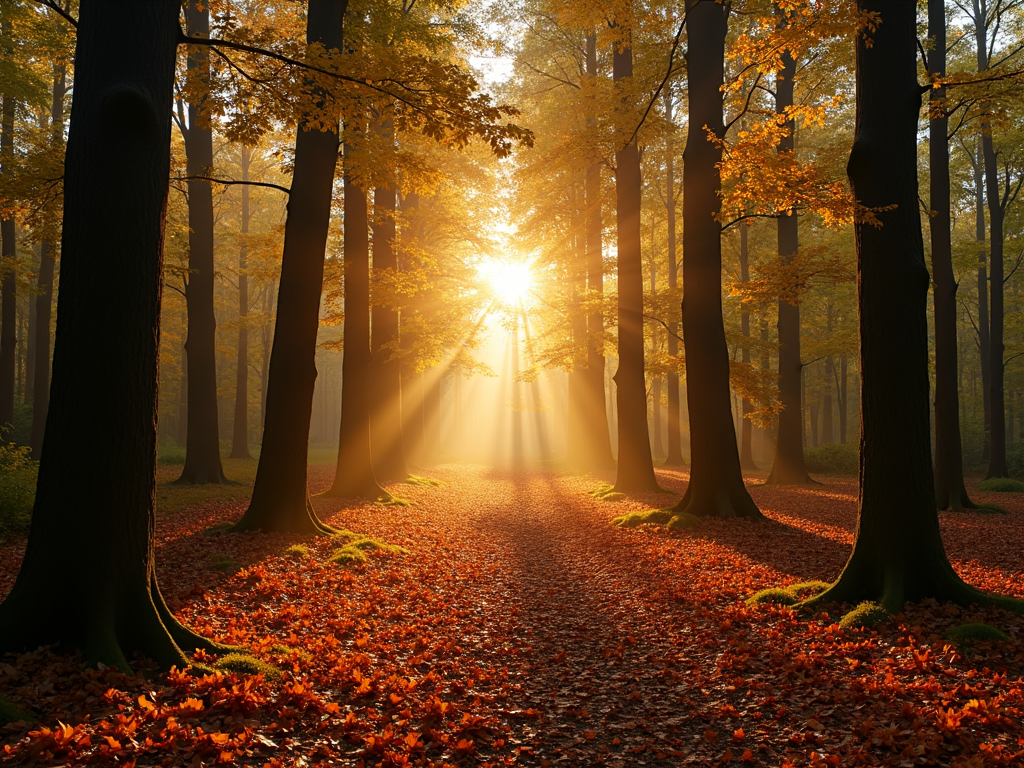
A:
977 477 1024 493
945 622 1009 646
0 443 36 537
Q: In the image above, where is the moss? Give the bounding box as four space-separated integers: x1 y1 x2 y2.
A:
839 601 889 629
380 495 414 507
746 588 799 607
331 545 368 565
404 475 446 488
283 544 309 559
330 530 405 555
667 513 701 531
788 581 831 599
0 696 31 726
214 653 282 680
270 644 312 661
207 553 240 573
589 483 616 499
945 622 1010 644
202 521 235 536
977 478 1024 493
612 508 674 528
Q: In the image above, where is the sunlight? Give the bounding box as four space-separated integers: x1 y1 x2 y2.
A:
480 259 535 307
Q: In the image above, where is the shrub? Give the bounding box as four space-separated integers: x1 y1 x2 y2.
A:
157 440 186 466
803 443 858 476
977 477 1024 493
0 443 37 536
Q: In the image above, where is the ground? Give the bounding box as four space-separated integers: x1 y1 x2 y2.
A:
1 462 1023 767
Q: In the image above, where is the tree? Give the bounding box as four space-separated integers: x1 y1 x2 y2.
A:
0 0 219 670
229 144 253 460
673 0 761 520
231 0 348 534
663 83 685 467
806 0 1011 613
0 1 17 433
611 12 658 493
928 0 982 510
175 0 229 484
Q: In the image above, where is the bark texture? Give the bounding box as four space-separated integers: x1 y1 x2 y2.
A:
233 0 348 533
0 0 217 670
611 26 658 493
229 145 252 459
664 87 685 467
810 0 984 613
739 222 757 470
0 90 15 431
673 1 761 519
178 0 228 484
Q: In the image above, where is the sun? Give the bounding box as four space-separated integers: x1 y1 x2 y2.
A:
482 260 534 306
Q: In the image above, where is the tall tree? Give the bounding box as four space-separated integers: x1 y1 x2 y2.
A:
611 14 658 493
929 0 979 510
673 0 761 519
0 7 15 432
232 0 348 534
30 61 65 460
176 0 229 484
229 144 253 459
0 0 218 670
766 19 812 485
663 84 685 467
807 0 997 612
738 221 757 470
324 143 386 498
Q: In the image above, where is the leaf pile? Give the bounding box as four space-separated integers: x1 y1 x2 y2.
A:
1 464 1023 766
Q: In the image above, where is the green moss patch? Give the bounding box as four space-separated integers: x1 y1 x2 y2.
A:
977 478 1024 493
207 553 241 573
405 475 446 488
839 601 889 629
270 644 313 661
213 653 282 681
331 545 368 565
667 513 701 531
0 696 31 726
746 588 799 607
612 508 673 527
380 495 414 507
283 544 309 559
945 622 1010 644
789 581 831 599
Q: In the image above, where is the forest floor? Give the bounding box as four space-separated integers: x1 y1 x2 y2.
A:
2 462 1024 767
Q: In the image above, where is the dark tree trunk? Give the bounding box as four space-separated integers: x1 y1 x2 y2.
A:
25 294 34 405
0 0 218 670
739 221 757 470
822 380 834 444
230 145 252 459
973 144 991 463
325 152 385 498
584 33 615 471
368 121 409 482
611 25 658 493
767 41 812 485
424 369 441 461
650 258 664 459
177 315 187 445
177 0 228 484
664 87 685 467
929 0 977 508
568 187 590 466
0 93 16 432
30 64 66 460
809 0 984 613
673 1 760 518
233 0 348 533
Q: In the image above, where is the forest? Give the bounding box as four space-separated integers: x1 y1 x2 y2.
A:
0 0 1023 765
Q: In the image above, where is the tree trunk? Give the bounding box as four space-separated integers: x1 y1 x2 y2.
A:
0 92 16 432
929 0 977 508
230 145 253 459
664 88 685 467
767 38 813 485
368 119 408 482
673 1 761 519
584 33 615 471
177 0 228 484
0 0 218 670
325 150 385 498
25 294 34 405
177 315 187 445
809 0 984 613
568 187 590 466
424 369 441 461
232 0 348 533
973 143 991 463
739 221 757 469
611 23 658 493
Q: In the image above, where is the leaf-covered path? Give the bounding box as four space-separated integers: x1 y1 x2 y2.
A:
3 464 1024 766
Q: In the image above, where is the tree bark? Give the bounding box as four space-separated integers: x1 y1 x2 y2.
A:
611 22 658 493
929 0 977 509
673 1 761 519
650 257 664 459
973 141 991 463
767 37 813 485
0 0 219 670
177 0 228 484
568 186 590 466
664 87 685 467
809 0 984 613
739 221 757 469
229 145 253 459
325 149 385 498
0 92 16 432
368 119 408 481
232 0 348 533
584 33 615 471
